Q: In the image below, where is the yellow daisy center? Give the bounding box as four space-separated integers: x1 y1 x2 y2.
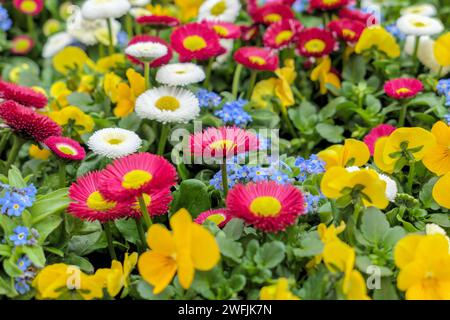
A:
323 0 339 4
213 25 229 37
396 87 411 94
275 30 293 45
342 29 356 38
210 0 227 16
57 144 76 155
183 35 207 51
209 139 236 150
122 170 153 189
304 39 326 53
155 96 180 111
107 138 123 145
206 214 226 225
14 39 31 52
13 204 20 210
86 191 117 211
20 0 37 13
249 55 267 65
264 13 282 23
412 21 427 27
250 196 282 217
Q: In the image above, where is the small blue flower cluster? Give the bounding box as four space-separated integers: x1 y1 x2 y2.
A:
15 255 35 295
196 89 222 109
294 154 326 182
117 31 129 48
214 99 252 127
437 79 450 107
385 24 405 40
304 192 325 214
0 183 37 217
9 226 39 247
0 5 12 32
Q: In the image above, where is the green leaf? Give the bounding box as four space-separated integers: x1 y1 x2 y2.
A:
229 274 246 292
0 244 11 257
118 113 142 131
3 258 23 277
382 226 406 248
360 207 390 244
135 279 173 300
289 101 318 133
68 230 107 256
34 214 63 244
65 253 94 273
216 234 243 263
170 179 211 218
67 92 93 107
342 55 366 83
419 177 440 210
0 275 16 297
7 166 26 188
222 218 244 241
115 218 140 244
318 97 347 120
22 246 46 267
30 188 70 223
316 123 344 143
426 214 450 228
373 277 399 300
292 233 324 257
255 241 285 268
250 109 280 129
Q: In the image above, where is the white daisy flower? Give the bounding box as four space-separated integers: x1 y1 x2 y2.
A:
405 36 450 76
129 7 152 18
401 4 436 17
42 32 74 58
426 223 450 252
129 0 151 6
67 6 104 45
156 63 206 86
81 0 131 20
198 0 241 22
135 86 200 124
396 14 443 36
378 173 398 202
125 42 168 62
87 128 142 159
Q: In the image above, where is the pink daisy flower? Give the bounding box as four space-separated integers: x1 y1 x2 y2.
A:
226 181 305 232
136 15 180 29
263 19 303 49
194 208 232 228
234 47 279 71
68 171 131 222
98 152 177 202
384 78 424 100
11 35 34 55
251 3 295 25
309 0 349 12
0 80 48 109
44 136 86 161
202 21 241 39
240 24 259 42
338 8 378 25
129 188 173 219
188 126 260 160
327 19 366 44
363 124 396 155
126 35 172 68
13 0 44 16
297 27 336 58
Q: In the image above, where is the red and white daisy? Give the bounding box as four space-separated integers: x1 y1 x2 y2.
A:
384 78 424 100
251 3 295 25
240 24 259 42
0 80 48 109
226 181 305 232
13 0 44 16
44 136 86 161
126 35 172 68
327 19 365 44
309 0 349 12
170 23 225 62
339 8 378 25
68 171 131 222
188 126 260 160
194 208 232 228
11 35 34 55
263 19 303 49
234 47 279 71
202 21 241 39
0 101 62 142
128 188 173 218
136 15 180 29
98 152 177 202
297 27 336 58
363 124 396 155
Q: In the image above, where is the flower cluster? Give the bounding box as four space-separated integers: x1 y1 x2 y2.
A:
0 183 36 217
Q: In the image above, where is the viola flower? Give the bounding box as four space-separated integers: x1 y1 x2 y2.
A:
68 171 130 222
297 28 336 58
263 19 303 49
363 124 396 155
0 101 62 142
422 121 450 176
188 126 260 160
29 144 51 160
338 7 377 25
226 181 305 232
396 14 443 36
98 152 177 202
433 171 450 209
194 208 232 228
260 278 300 300
354 26 400 58
136 15 180 29
240 24 259 42
129 188 173 218
0 80 48 109
48 106 95 135
11 35 34 55
384 78 423 100
327 19 366 44
13 0 44 16
156 63 206 86
87 128 142 159
202 21 241 39
138 209 220 294
234 47 279 71
317 139 370 170
252 3 295 25
126 35 172 68
44 136 86 161
170 22 224 62
309 0 348 11
198 0 241 22
434 32 450 68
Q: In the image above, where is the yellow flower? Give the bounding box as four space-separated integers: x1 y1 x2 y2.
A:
344 270 371 300
318 139 370 170
321 167 388 209
96 252 138 297
78 75 96 93
251 78 278 109
355 26 400 58
394 234 450 300
95 27 117 47
374 127 436 174
114 69 146 117
422 121 450 176
52 46 95 75
43 19 62 36
49 106 95 135
50 81 72 109
138 209 220 294
260 278 300 300
434 32 450 67
96 54 126 73
29 144 51 160
432 171 450 209
310 56 341 95
146 4 175 16
103 72 123 103
33 264 105 300
174 0 203 21
308 221 346 268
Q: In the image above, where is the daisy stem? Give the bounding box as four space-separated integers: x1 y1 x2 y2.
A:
138 194 153 230
98 43 105 58
246 70 258 100
281 108 298 138
58 160 66 188
144 62 151 90
412 36 420 74
221 161 229 197
231 64 243 98
157 124 170 155
407 161 416 194
204 58 214 90
26 15 35 39
4 135 24 174
106 18 115 55
0 129 11 156
103 222 117 260
135 218 147 252
398 101 408 127
126 14 134 39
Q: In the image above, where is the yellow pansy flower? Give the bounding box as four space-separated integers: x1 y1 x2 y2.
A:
432 171 450 209
318 139 370 170
33 264 105 300
49 106 95 135
29 144 51 160
374 127 436 174
308 221 346 268
321 167 388 209
344 270 371 300
174 0 203 21
50 81 72 109
310 56 341 95
146 4 175 16
96 54 126 74
104 72 123 103
114 69 146 117
422 121 450 176
78 75 96 93
138 209 220 294
95 27 117 47
260 278 300 300
355 26 400 58
52 46 95 75
434 32 450 67
394 234 450 300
